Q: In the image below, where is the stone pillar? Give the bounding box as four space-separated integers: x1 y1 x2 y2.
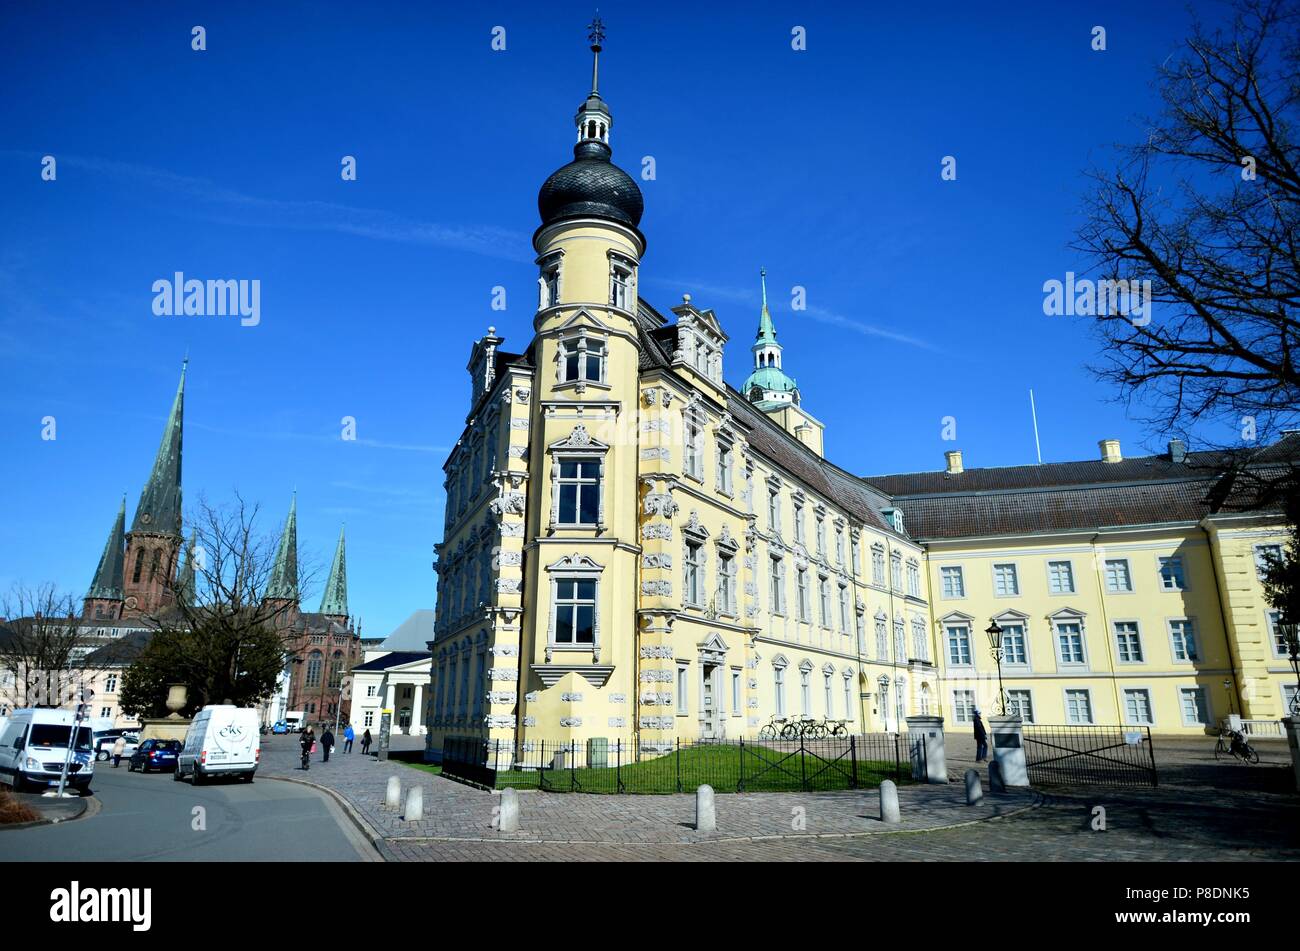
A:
1284 717 1300 792
989 714 1029 787
906 715 947 784
411 683 424 735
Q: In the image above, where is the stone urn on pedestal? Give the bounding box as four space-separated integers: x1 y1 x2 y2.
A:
141 683 194 742
166 684 188 719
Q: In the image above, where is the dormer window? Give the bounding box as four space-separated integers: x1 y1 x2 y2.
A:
560 334 605 383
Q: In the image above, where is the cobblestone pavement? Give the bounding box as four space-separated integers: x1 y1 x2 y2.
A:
260 736 1300 862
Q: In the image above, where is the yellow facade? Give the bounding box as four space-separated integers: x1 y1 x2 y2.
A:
422 41 1295 762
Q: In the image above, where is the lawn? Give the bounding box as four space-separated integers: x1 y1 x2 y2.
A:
398 761 442 776
488 742 913 794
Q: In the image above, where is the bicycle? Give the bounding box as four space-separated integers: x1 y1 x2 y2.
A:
825 720 849 738
757 715 788 741
1214 728 1260 765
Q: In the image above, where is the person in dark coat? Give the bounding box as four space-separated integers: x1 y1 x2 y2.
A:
973 709 989 763
361 729 372 755
299 728 315 770
320 727 336 763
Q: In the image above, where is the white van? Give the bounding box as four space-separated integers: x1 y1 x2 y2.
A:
0 708 96 793
176 705 260 784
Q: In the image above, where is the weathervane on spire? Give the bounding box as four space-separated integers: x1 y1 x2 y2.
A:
588 12 605 52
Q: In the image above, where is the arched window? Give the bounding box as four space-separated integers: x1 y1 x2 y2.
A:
132 548 146 583
305 650 323 688
329 650 344 688
149 549 162 580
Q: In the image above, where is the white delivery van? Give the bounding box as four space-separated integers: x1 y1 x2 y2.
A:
176 705 260 785
0 708 96 793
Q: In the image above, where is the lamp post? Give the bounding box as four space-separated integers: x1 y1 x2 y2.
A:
1223 677 1234 719
1281 617 1300 717
985 620 1007 717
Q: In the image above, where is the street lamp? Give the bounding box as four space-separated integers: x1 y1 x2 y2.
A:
985 620 1007 717
1223 677 1234 719
1280 616 1300 717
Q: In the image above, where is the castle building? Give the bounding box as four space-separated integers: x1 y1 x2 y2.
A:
423 27 1295 759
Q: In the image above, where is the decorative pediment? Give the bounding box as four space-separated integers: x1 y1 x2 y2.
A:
798 659 814 672
697 632 729 662
549 425 610 453
530 663 616 688
992 608 1031 622
939 610 976 624
715 523 739 551
546 553 605 573
1047 606 1087 620
771 653 789 669
682 510 710 539
822 662 836 675
553 308 610 334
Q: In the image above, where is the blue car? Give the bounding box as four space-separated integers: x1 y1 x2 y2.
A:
271 721 290 734
127 739 181 773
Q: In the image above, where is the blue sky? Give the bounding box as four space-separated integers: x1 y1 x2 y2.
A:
0 1 1225 637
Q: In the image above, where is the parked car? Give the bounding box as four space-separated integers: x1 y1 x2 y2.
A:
0 708 95 793
128 739 181 773
176 705 260 784
94 731 140 761
271 720 290 734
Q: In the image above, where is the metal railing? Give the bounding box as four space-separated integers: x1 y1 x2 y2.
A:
441 733 915 794
1023 724 1157 788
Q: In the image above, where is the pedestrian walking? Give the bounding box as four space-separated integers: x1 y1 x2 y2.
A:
361 728 372 755
343 724 355 753
300 727 315 771
112 736 126 768
973 709 988 763
321 727 336 763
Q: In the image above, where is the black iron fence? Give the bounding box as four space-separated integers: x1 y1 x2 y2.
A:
441 733 919 794
1023 724 1157 788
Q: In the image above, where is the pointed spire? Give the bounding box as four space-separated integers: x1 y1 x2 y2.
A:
131 360 185 536
177 530 198 605
319 526 348 618
756 267 778 346
86 497 127 601
266 493 300 603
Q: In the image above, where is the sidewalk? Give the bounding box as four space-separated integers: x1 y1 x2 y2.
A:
258 736 1036 846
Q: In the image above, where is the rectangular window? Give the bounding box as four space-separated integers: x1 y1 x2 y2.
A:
562 338 604 383
1105 558 1133 592
676 662 689 716
872 548 885 586
947 624 972 666
768 490 780 533
952 689 976 723
1065 689 1093 724
796 569 810 622
1158 556 1186 591
794 504 806 544
850 536 860 574
1268 611 1288 657
800 669 812 716
718 551 737 615
1255 544 1283 579
1056 620 1085 665
557 457 600 525
1124 688 1153 724
907 562 921 597
823 672 833 716
838 585 850 633
610 264 631 309
554 579 596 644
717 440 733 495
684 541 705 607
769 556 785 614
940 566 965 598
364 711 374 727
843 676 854 721
1114 621 1144 663
818 576 831 627
1001 623 1027 665
731 669 741 714
993 563 1019 596
1047 560 1075 594
683 417 703 480
816 518 827 555
835 527 845 565
875 618 888 659
543 266 560 307
105 674 118 693
1170 619 1199 661
1006 689 1034 723
774 667 786 716
1180 687 1209 725
890 554 903 590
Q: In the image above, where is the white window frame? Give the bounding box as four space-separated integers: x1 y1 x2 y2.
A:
1064 688 1094 725
545 553 604 660
1104 558 1134 593
1157 555 1187 592
1006 689 1034 723
1254 544 1283 580
796 567 811 623
940 565 965 599
992 562 1019 597
1179 686 1211 727
769 554 786 616
773 660 787 716
731 668 742 717
1046 559 1075 595
952 689 976 724
1051 611 1089 670
1122 687 1155 726
683 539 706 609
676 661 689 716
946 622 973 667
716 437 734 496
1168 617 1200 663
558 332 606 385
1113 620 1145 664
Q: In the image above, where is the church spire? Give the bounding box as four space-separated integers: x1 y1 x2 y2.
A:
756 267 779 349
132 359 185 536
266 493 299 603
319 526 348 618
742 268 800 409
86 496 127 603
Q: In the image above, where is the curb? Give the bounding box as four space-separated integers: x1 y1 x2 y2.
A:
0 794 93 831
259 774 389 861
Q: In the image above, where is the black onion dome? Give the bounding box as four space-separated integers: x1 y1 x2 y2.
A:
538 139 644 229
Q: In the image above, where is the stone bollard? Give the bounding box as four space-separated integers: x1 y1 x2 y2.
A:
695 784 717 832
964 768 983 805
879 779 901 824
497 787 520 832
404 785 423 821
385 776 402 810
989 760 1006 793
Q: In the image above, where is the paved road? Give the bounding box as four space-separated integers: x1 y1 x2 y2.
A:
0 762 378 862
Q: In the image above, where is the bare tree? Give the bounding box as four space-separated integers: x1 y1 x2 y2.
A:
1075 0 1300 476
0 583 109 711
120 493 317 717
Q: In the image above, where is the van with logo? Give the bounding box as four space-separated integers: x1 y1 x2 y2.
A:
0 708 96 793
175 705 260 784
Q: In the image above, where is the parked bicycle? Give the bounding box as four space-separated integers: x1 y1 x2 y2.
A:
1215 728 1260 764
757 716 849 741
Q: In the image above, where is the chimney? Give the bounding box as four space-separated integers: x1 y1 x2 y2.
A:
1099 439 1122 463
1168 439 1187 464
945 450 964 474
